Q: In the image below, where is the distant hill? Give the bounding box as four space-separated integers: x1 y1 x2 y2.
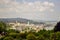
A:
0 18 45 24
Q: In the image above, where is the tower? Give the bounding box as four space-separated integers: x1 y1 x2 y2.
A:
27 21 30 25
16 21 18 24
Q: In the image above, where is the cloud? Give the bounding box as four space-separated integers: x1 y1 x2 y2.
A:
0 0 57 20
0 0 55 13
20 1 55 12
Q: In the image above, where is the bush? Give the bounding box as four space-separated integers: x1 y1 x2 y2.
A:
26 33 37 40
3 36 14 40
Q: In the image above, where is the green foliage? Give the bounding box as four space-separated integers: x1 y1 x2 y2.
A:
50 33 55 40
0 21 10 34
37 35 45 40
0 22 7 32
20 32 27 39
7 29 19 33
3 37 14 40
38 29 46 34
55 32 60 40
26 33 37 40
8 33 18 38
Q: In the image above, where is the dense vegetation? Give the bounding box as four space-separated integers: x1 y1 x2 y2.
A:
0 21 60 40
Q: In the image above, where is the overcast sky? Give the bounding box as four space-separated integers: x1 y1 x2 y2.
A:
0 0 60 21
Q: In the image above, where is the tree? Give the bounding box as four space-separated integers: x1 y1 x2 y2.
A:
54 22 60 32
20 33 27 39
26 33 37 40
50 33 55 40
7 33 19 38
50 32 60 40
37 35 45 40
56 32 60 40
7 29 19 33
0 21 8 34
3 36 14 40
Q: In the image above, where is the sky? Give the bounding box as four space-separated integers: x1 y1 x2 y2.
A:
0 0 60 21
